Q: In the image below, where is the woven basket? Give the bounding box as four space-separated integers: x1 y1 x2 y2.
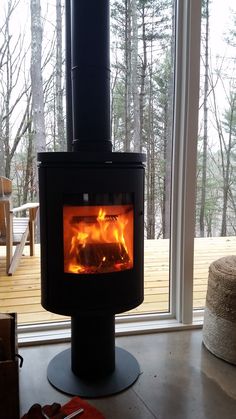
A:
202 255 236 365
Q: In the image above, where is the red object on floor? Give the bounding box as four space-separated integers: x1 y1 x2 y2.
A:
58 396 105 419
21 398 106 419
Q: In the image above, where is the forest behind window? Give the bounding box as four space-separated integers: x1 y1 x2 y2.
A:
0 0 175 243
196 0 236 238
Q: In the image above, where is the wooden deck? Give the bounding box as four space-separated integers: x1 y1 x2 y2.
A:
1 237 236 325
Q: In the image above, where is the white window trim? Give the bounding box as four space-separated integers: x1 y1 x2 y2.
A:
171 0 201 324
18 315 203 346
17 0 202 345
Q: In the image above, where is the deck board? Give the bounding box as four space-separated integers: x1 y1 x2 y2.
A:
1 236 236 325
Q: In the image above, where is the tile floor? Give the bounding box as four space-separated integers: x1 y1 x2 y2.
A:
19 329 236 419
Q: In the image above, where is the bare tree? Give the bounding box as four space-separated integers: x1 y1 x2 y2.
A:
0 0 31 178
146 40 156 239
162 2 175 239
209 71 236 236
131 0 140 152
139 2 147 153
111 0 174 238
199 0 210 237
124 0 132 151
30 0 46 155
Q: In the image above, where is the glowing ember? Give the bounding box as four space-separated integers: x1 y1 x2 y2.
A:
63 205 133 274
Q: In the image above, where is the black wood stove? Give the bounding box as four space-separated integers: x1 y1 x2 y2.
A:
38 0 145 397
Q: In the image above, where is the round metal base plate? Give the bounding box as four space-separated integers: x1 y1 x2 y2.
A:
47 347 140 398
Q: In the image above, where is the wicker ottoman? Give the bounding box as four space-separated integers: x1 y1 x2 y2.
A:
202 255 236 365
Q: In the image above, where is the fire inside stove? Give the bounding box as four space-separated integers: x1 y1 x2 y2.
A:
63 204 134 274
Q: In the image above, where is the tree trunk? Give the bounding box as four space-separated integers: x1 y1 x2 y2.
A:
23 104 33 203
146 43 155 239
30 0 46 155
124 0 132 152
0 118 4 176
111 63 119 147
131 0 140 152
199 0 209 237
139 4 147 153
162 4 175 239
30 0 46 199
4 6 11 179
220 98 235 236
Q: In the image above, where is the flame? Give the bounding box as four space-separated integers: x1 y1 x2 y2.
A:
63 205 133 274
97 208 106 221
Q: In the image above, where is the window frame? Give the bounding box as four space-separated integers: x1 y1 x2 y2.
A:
171 0 201 324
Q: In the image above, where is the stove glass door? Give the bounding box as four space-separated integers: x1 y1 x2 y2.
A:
63 193 134 274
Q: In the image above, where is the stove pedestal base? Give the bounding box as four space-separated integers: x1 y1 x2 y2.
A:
47 346 140 397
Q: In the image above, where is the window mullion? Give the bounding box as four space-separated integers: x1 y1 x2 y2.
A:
170 0 201 324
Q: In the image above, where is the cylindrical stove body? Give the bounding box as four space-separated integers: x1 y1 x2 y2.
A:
38 152 145 316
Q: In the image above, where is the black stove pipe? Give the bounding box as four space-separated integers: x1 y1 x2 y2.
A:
71 0 112 152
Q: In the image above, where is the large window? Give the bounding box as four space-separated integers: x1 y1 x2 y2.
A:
194 0 236 311
110 0 175 316
0 1 202 335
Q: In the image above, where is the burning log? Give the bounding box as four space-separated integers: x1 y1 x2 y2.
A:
71 215 118 224
75 242 131 274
